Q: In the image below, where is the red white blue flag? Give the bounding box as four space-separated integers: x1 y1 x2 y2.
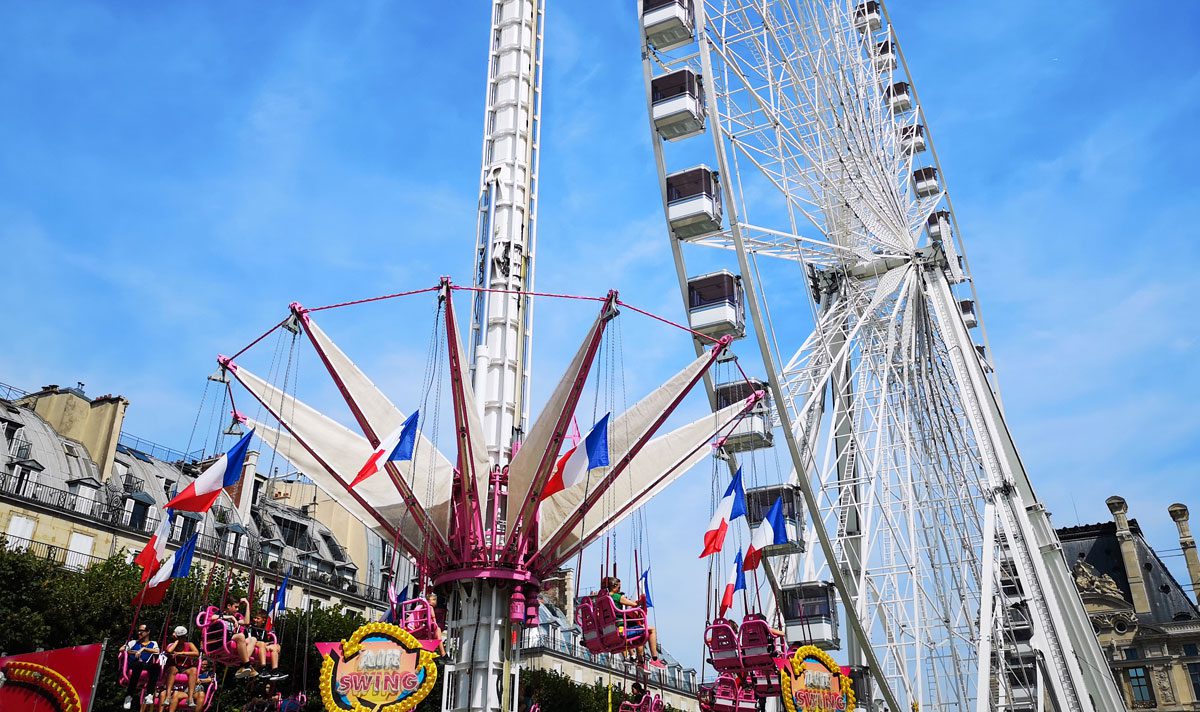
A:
700 468 746 558
744 495 788 570
166 431 254 513
352 411 420 487
541 413 610 499
134 510 174 583
138 533 199 606
719 550 746 617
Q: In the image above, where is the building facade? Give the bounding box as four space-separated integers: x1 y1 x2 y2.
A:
1058 496 1200 710
522 567 701 711
0 381 389 617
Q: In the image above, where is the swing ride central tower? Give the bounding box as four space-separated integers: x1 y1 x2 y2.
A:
450 0 544 709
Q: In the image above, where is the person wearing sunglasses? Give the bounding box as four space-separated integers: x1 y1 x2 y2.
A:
122 624 162 710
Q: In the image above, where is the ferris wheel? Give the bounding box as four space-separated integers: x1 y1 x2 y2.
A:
637 1 1125 710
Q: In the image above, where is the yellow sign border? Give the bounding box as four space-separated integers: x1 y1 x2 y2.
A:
319 622 438 712
4 660 83 712
780 645 855 712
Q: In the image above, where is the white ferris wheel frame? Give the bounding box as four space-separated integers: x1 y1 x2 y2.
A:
638 1 1125 710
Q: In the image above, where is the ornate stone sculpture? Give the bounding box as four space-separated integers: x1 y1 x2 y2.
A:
1153 665 1175 704
1072 559 1125 599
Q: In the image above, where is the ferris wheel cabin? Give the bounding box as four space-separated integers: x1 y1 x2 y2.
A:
743 483 803 555
714 378 774 452
651 69 706 141
853 1 882 33
959 300 979 329
687 270 745 338
642 0 695 52
874 40 897 72
667 166 723 239
912 166 940 197
900 124 926 155
884 81 912 113
926 209 951 241
779 581 840 650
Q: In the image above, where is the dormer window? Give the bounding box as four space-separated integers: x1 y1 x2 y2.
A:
321 533 347 562
63 442 80 458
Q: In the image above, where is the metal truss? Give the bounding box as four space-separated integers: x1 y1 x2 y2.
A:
641 0 1126 709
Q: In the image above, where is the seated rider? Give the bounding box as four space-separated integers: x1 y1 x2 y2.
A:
122 624 162 710
164 626 200 707
247 610 285 680
165 670 196 712
630 680 647 701
607 577 666 669
219 598 257 679
426 592 447 656
193 660 215 709
243 681 281 712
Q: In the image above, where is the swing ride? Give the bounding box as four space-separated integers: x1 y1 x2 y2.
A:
125 0 1131 710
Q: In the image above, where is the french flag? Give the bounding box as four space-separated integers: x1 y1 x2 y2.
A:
138 533 199 606
743 496 788 570
266 571 290 632
540 414 610 499
699 468 746 558
167 430 254 513
719 550 746 617
352 411 419 487
134 510 174 583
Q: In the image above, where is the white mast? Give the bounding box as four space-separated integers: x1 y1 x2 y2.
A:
469 0 545 466
449 1 544 711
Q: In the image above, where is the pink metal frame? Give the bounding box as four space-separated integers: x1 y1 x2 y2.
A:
220 280 752 617
291 301 453 567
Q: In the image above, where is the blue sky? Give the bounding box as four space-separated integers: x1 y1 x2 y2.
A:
2 0 1199 674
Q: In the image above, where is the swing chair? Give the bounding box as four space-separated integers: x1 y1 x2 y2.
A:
115 648 163 695
698 410 793 711
195 605 281 668
619 692 666 712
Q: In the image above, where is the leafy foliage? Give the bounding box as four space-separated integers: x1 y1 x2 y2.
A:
0 545 369 711
0 546 692 712
519 667 689 712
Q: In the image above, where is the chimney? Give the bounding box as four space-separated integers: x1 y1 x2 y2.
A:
1169 503 1200 604
1106 496 1151 614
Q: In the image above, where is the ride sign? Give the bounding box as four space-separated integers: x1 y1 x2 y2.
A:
319 622 438 712
780 646 855 712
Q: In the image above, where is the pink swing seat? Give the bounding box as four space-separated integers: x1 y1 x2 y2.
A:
704 618 743 673
591 594 648 654
619 693 666 712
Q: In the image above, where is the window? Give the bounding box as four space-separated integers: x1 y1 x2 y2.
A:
65 532 94 571
321 533 346 562
1128 667 1154 704
13 466 37 497
68 482 97 515
173 516 197 543
274 517 310 549
222 530 242 558
63 442 80 458
1123 647 1141 661
1183 643 1199 657
129 501 150 531
1189 663 1200 697
5 515 35 550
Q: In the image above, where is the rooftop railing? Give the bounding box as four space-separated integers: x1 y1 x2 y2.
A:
519 629 698 695
0 473 388 605
0 533 107 571
117 432 204 464
0 382 29 401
